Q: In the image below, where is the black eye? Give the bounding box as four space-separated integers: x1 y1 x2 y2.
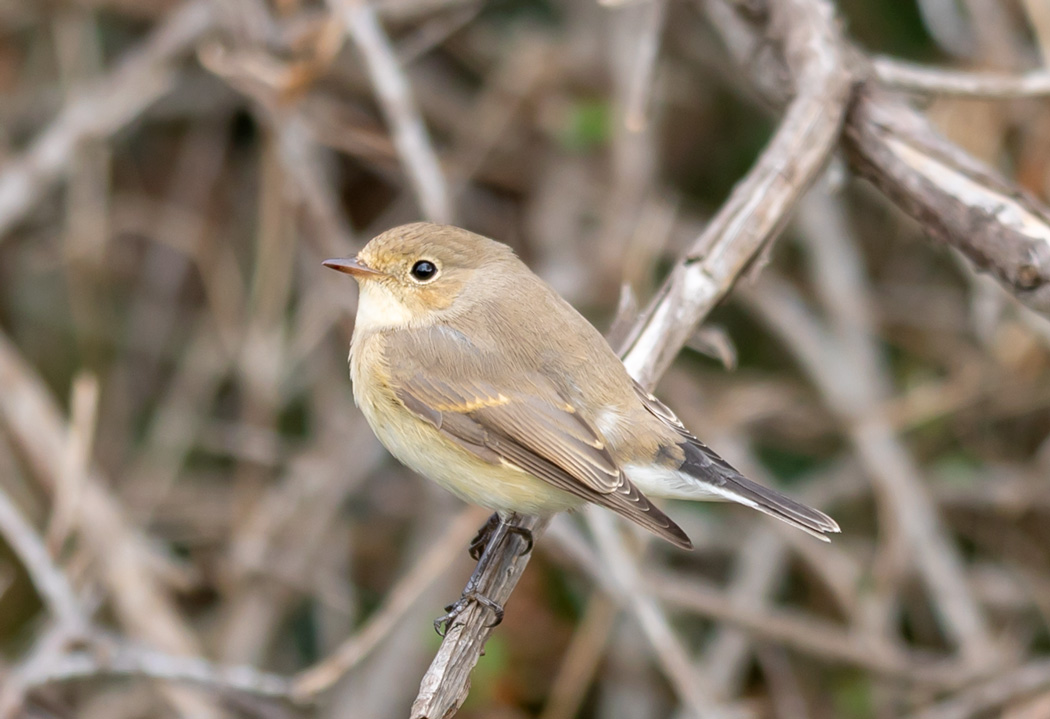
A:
410 260 437 281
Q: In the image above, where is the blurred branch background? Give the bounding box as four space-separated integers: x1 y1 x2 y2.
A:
1 0 1049 718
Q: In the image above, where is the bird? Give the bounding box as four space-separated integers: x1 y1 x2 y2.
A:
324 222 839 628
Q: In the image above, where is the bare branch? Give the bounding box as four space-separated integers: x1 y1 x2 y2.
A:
873 56 1050 97
910 660 1050 719
18 639 294 700
0 486 86 632
649 569 963 686
842 86 1050 315
410 515 547 719
328 0 452 224
0 1 215 241
621 0 852 386
703 0 1050 316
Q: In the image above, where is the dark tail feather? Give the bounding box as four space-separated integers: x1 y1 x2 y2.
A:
680 440 840 541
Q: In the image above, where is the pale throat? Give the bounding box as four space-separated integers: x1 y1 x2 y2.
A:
354 280 416 331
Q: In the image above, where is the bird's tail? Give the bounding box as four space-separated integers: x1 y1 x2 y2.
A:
680 439 840 541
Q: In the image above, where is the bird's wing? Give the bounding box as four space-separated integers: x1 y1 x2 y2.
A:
632 380 840 540
383 328 692 549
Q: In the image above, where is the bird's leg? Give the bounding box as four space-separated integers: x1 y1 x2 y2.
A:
469 513 534 560
468 513 500 560
435 513 533 636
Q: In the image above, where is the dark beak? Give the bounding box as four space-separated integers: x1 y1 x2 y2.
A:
322 257 384 279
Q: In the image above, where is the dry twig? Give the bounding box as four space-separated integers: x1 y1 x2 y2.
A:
703 0 1050 316
621 0 852 386
0 1 215 241
18 641 294 701
0 487 86 633
873 56 1050 98
327 0 452 224
910 660 1050 719
843 87 1050 316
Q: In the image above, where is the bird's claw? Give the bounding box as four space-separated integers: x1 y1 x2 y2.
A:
507 525 534 556
468 514 501 561
433 591 505 637
469 514 534 560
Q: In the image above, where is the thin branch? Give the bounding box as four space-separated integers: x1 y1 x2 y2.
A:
539 594 618 719
47 373 100 554
703 0 1050 316
19 640 294 700
0 486 86 632
410 515 547 719
621 0 852 387
292 506 486 698
585 511 723 718
328 0 452 224
622 0 667 133
842 85 1050 315
0 0 215 241
873 56 1050 97
0 624 72 719
910 660 1050 719
648 569 964 686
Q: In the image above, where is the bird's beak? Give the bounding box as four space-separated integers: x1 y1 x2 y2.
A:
323 256 385 279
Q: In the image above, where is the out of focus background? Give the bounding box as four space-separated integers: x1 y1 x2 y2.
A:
1 1 1049 718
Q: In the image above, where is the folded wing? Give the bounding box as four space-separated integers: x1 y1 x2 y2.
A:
634 381 840 541
385 328 693 549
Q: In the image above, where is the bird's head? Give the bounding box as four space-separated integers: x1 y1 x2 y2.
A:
324 222 515 331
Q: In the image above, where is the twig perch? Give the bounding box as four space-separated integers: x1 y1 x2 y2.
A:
18 641 295 700
411 515 546 718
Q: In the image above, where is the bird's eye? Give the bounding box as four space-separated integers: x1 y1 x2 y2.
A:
410 260 438 282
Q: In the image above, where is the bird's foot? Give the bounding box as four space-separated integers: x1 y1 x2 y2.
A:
433 591 504 637
506 525 534 556
469 514 534 560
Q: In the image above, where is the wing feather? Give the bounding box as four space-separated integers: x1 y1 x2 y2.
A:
633 380 839 539
383 330 692 549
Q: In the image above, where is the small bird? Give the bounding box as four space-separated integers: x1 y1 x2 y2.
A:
325 223 838 625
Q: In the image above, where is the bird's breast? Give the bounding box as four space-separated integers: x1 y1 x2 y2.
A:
349 329 396 420
348 329 580 515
